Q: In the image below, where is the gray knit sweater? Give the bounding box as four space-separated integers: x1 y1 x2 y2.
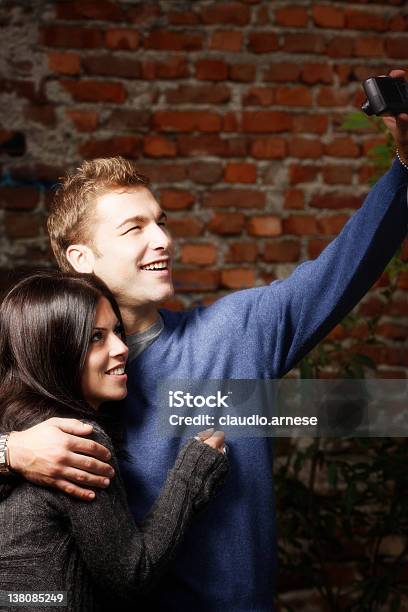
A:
0 424 228 611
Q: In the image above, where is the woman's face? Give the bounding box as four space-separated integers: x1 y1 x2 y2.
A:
81 297 129 409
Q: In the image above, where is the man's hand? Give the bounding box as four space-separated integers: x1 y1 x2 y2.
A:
382 69 408 166
7 418 115 501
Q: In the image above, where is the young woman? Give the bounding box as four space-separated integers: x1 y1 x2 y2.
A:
0 271 228 611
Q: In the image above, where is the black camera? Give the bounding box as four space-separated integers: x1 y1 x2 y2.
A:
361 76 408 116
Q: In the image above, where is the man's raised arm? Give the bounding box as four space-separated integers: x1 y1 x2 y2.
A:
4 418 114 500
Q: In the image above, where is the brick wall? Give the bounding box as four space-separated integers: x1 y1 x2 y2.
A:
0 0 407 375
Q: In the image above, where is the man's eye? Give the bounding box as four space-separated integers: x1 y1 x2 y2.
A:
158 222 167 227
91 331 104 343
123 226 141 235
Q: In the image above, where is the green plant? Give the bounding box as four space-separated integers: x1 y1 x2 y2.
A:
275 113 408 611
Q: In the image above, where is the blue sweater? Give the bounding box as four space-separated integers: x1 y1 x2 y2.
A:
120 160 408 611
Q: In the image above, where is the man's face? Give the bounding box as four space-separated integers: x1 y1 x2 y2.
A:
90 186 174 309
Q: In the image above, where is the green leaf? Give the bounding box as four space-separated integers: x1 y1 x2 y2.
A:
341 112 373 131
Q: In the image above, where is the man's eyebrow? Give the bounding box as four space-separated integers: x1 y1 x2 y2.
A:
116 211 167 231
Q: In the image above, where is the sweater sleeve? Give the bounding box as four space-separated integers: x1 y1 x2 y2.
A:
52 424 228 600
256 158 408 376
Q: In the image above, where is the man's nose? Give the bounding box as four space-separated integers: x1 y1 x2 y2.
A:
149 223 172 250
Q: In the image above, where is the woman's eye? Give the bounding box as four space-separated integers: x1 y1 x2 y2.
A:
114 324 124 337
91 331 104 343
158 221 167 227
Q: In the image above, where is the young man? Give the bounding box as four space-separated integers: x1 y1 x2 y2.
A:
4 71 408 610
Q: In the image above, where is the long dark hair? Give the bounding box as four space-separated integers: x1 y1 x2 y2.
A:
0 271 127 498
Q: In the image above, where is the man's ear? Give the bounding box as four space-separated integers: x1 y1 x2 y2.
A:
66 244 96 273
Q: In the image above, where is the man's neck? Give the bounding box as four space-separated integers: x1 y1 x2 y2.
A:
120 304 160 335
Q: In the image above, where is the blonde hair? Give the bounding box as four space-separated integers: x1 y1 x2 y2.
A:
47 157 149 271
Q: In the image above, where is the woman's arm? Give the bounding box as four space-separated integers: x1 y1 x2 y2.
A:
51 424 228 600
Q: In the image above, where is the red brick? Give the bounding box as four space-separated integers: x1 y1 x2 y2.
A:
301 63 333 84
142 57 188 80
188 162 223 184
322 165 354 184
188 68 225 100
195 59 228 81
247 216 282 237
263 63 301 82
200 3 250 25
143 136 177 158
79 136 142 159
209 30 243 52
105 29 139 50
243 111 292 133
160 190 194 210
335 64 353 85
56 0 124 20
221 113 238 133
317 87 350 107
144 30 203 51
283 34 326 54
308 238 331 258
376 323 408 341
288 138 323 158
83 55 141 78
312 5 345 28
136 164 187 183
5 213 41 238
243 86 275 106
127 5 161 24
284 188 304 210
167 217 203 237
229 64 256 82
226 242 258 263
354 37 385 58
283 215 318 235
317 214 349 234
264 240 300 262
66 109 98 132
177 135 247 158
250 137 286 159
107 110 150 131
345 9 387 31
12 164 63 184
361 137 386 156
255 5 269 25
48 52 80 75
389 15 408 32
180 244 217 266
221 268 255 289
208 212 246 235
39 26 104 48
275 6 308 27
62 80 126 103
310 193 365 210
24 105 56 127
153 111 222 133
224 163 257 184
324 138 360 158
289 164 319 184
168 10 199 25
0 186 39 211
248 32 279 53
293 114 328 134
204 190 265 209
327 37 354 58
386 38 408 59
173 269 219 292
162 297 185 311
276 86 313 107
